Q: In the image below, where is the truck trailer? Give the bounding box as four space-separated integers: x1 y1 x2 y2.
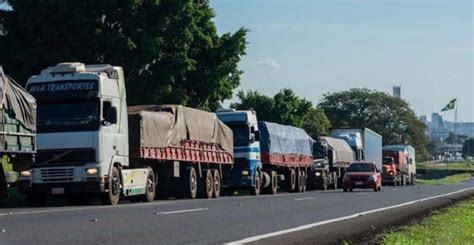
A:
383 145 416 185
330 128 383 170
0 66 36 198
258 121 313 193
308 136 355 190
25 62 233 206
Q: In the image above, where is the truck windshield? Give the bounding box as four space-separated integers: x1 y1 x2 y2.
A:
383 158 393 165
347 163 375 172
313 141 327 159
37 99 100 133
231 125 250 147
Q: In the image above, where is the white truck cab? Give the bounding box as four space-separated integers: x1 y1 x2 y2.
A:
26 63 154 206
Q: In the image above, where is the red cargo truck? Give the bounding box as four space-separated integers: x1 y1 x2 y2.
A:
382 150 408 186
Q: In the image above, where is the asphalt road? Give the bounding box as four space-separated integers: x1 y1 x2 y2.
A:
1 179 473 245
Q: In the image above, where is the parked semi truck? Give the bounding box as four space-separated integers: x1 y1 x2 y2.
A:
216 109 262 195
25 62 233 206
383 145 416 185
308 136 355 190
0 66 36 198
258 121 313 194
330 128 382 170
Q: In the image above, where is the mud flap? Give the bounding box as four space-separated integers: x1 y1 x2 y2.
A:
0 164 8 198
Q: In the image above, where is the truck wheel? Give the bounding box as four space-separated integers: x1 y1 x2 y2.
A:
332 176 338 190
301 171 307 192
27 194 47 207
102 166 121 206
296 169 303 193
183 167 198 199
401 174 406 186
212 169 221 198
287 169 296 193
200 170 213 199
250 170 261 196
142 168 156 202
270 171 278 195
343 188 348 192
410 174 416 185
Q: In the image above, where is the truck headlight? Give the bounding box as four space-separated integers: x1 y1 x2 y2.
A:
368 175 377 181
315 172 321 176
241 170 249 176
86 168 98 175
20 170 32 177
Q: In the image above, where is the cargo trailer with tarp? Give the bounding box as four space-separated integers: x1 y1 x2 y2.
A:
257 121 313 193
308 136 355 190
128 105 234 199
0 66 36 198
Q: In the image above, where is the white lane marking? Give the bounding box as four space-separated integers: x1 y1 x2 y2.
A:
355 193 368 195
391 189 400 191
293 197 316 201
226 187 474 244
157 208 208 215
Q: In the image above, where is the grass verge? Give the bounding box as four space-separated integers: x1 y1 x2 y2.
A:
417 173 471 185
418 162 474 171
380 198 474 245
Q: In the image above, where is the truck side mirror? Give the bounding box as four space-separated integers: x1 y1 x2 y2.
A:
102 101 117 125
254 131 260 142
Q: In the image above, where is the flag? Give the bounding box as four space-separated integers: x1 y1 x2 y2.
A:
441 98 456 112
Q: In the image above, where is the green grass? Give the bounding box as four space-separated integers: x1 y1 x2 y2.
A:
418 162 474 171
381 199 474 245
416 173 471 185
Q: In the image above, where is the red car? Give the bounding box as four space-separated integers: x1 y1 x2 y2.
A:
342 161 382 192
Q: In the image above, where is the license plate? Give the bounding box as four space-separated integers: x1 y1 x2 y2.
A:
51 187 64 195
355 181 363 185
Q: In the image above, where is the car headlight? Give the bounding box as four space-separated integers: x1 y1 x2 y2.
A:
315 172 321 176
86 168 98 175
368 175 377 181
20 170 32 177
241 170 249 176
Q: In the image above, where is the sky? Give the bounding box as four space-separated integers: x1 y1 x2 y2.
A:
211 0 473 122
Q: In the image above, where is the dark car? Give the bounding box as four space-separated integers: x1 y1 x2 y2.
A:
342 161 382 192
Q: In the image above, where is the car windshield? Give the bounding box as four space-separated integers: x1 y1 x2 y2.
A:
383 158 393 165
347 163 375 172
231 125 250 147
37 99 100 133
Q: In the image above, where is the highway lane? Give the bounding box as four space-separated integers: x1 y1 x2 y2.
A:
1 179 473 245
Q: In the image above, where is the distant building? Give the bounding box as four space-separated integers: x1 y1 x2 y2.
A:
431 113 444 129
420 115 428 125
393 86 401 98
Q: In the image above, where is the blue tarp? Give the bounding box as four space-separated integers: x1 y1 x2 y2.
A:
258 121 313 157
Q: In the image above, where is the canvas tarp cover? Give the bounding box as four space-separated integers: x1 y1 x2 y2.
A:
258 121 312 157
128 105 233 155
320 137 354 163
0 67 36 130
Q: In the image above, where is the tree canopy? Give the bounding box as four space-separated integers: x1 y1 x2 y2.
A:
231 88 331 138
462 138 474 157
0 0 247 111
318 88 428 159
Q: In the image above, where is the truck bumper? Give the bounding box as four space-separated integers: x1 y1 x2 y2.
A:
382 175 396 183
30 178 103 196
227 169 255 189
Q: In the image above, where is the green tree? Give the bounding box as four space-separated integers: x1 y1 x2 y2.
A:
0 0 247 111
319 88 428 158
231 88 330 138
462 138 474 157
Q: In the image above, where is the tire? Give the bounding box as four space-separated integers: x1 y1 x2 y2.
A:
27 194 47 207
287 169 296 193
378 186 381 191
296 169 304 193
332 173 338 190
250 170 261 196
102 166 121 206
401 174 406 186
321 180 328 191
200 170 213 199
349 188 353 192
410 174 416 185
142 168 156 202
301 170 307 193
270 171 278 195
212 169 221 198
343 188 348 192
183 167 198 199
374 187 378 192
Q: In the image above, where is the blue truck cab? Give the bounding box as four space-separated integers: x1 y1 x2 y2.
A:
216 109 262 194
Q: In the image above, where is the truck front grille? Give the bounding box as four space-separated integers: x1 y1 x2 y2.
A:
41 168 75 182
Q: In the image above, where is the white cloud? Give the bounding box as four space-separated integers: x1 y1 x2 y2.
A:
255 59 281 68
